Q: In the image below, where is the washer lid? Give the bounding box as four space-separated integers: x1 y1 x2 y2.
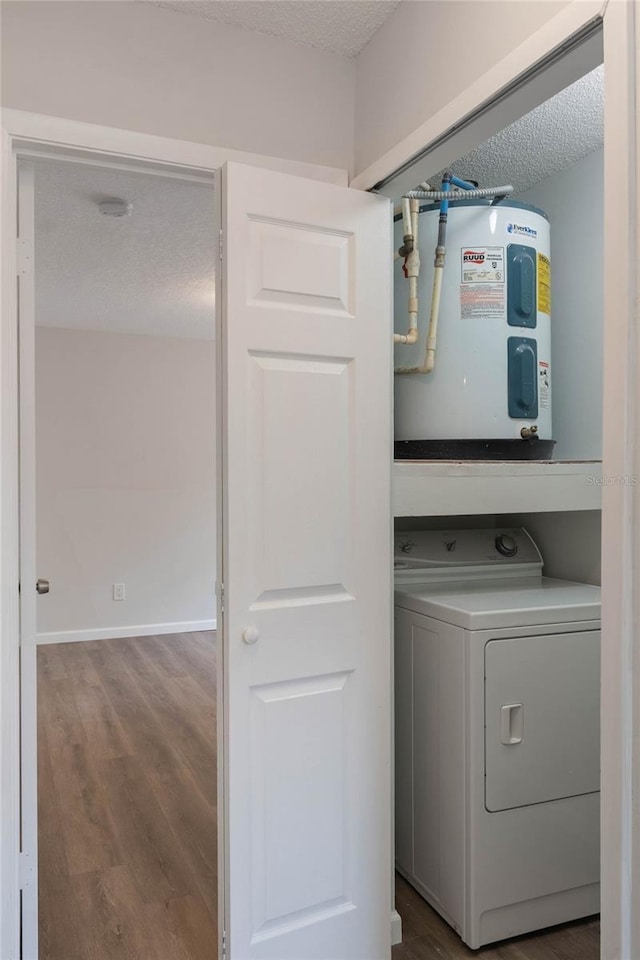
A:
394 576 601 630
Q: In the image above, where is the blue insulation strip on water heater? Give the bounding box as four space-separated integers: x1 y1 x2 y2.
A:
508 337 538 419
507 244 537 328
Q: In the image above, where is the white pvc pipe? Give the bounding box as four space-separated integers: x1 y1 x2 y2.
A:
394 199 420 345
395 262 443 374
424 263 444 372
401 197 412 240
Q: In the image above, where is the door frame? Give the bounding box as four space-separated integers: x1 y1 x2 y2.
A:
0 109 348 960
2 1 639 948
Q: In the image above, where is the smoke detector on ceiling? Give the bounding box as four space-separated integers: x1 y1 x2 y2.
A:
98 198 132 218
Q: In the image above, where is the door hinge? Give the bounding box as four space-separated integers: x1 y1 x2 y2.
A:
219 228 223 262
17 238 33 278
218 582 225 613
19 851 34 891
222 929 227 960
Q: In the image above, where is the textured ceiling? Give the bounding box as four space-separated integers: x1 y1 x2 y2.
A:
34 159 216 340
151 0 402 57
436 65 604 196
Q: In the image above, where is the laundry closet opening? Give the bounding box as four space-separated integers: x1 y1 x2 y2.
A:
389 56 603 960
26 155 218 959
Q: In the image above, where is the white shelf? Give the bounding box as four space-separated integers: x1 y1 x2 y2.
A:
393 460 603 517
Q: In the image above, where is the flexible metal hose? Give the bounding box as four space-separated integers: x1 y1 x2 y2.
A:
404 184 514 201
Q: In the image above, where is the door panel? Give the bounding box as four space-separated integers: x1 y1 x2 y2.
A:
485 630 600 812
250 671 352 940
247 218 353 314
246 351 353 605
218 163 392 959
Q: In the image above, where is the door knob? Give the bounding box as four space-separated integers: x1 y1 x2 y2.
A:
36 579 50 595
242 627 259 645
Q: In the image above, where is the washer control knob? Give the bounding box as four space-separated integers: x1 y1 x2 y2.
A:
495 534 518 558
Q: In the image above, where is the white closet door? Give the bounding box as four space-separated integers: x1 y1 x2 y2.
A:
217 162 392 959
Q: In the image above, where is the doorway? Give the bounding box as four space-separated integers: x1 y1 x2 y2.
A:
7 128 393 960
23 154 218 958
388 55 604 960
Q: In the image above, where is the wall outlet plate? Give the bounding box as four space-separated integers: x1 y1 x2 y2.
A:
112 583 126 601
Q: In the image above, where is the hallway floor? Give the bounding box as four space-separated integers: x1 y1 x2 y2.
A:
37 631 217 960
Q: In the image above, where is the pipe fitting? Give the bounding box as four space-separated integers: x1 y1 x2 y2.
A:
397 234 414 258
520 425 539 439
404 248 420 279
434 246 446 269
394 327 419 345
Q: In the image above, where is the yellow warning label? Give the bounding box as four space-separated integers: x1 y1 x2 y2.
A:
538 253 551 315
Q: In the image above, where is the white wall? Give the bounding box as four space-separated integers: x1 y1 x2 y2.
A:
35 327 216 641
0 0 355 173
519 147 603 461
507 511 602 585
354 0 574 177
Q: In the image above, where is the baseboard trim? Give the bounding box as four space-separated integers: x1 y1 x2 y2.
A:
36 620 217 645
391 908 403 946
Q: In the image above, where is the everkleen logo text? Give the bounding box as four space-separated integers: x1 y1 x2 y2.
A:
507 222 538 238
463 251 485 263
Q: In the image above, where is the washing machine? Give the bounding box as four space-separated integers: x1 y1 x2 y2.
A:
394 527 601 949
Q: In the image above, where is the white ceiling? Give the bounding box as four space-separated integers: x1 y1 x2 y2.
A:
151 0 401 57
34 159 216 340
440 65 604 196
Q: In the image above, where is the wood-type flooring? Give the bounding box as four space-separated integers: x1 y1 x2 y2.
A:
38 631 599 959
38 631 217 960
